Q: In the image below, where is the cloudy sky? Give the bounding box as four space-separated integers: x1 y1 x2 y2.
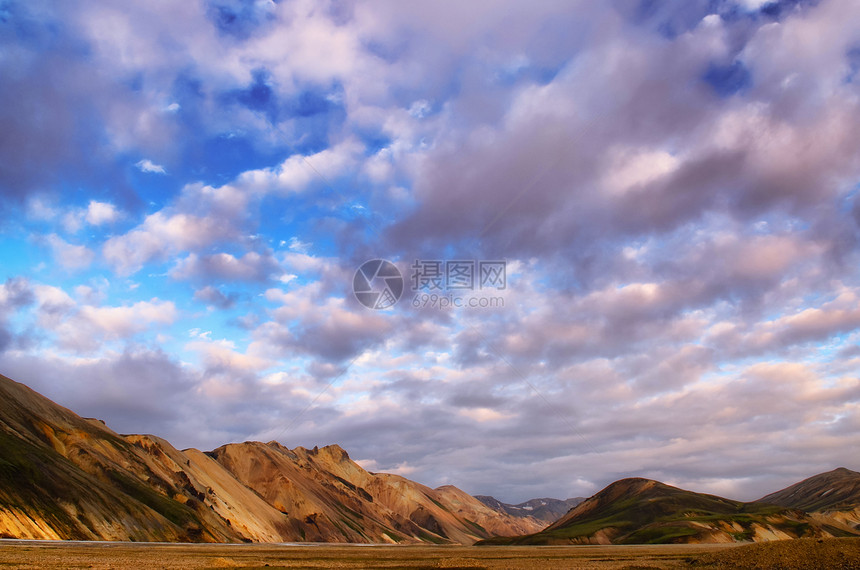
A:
1 0 860 504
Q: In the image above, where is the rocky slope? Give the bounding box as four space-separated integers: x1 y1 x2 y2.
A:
478 477 860 545
0 373 540 543
208 441 543 543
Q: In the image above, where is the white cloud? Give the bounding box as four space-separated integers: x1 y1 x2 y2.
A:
85 200 121 225
170 251 281 282
135 159 166 174
236 139 362 195
287 237 311 253
26 197 58 221
458 407 512 423
103 211 229 275
59 200 122 233
52 298 178 352
45 234 95 270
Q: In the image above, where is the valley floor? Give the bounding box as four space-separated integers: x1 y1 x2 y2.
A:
0 538 858 569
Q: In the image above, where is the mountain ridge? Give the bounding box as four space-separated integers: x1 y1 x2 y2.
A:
3 372 859 546
0 373 542 543
474 495 584 524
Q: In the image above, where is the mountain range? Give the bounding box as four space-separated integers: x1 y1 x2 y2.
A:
479 471 860 545
475 495 584 524
0 373 542 543
2 372 859 546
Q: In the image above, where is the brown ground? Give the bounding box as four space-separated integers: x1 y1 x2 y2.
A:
0 538 858 569
691 537 860 569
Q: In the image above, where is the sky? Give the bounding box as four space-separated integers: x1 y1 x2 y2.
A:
1 0 859 504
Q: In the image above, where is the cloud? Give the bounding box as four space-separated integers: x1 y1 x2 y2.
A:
0 278 36 314
193 285 239 310
45 234 95 270
0 278 36 353
0 2 178 205
287 237 312 253
235 139 362 195
384 2 860 274
135 159 166 174
4 0 860 506
0 347 202 444
51 298 178 353
254 296 395 362
85 201 122 225
171 251 282 283
103 210 232 275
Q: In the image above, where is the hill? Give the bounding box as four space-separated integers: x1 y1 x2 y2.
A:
758 467 860 534
759 467 860 512
478 477 860 545
0 373 540 543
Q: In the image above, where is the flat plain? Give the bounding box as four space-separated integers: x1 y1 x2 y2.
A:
0 540 731 569
2 538 860 569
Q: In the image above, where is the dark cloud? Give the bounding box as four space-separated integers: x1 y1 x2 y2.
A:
206 0 277 40
194 285 240 309
0 327 11 353
0 3 162 210
0 277 35 311
0 346 196 432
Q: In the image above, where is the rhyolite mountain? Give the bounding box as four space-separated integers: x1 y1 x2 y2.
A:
478 476 860 546
759 467 860 512
758 467 860 533
5 372 860 547
475 496 584 524
0 373 542 543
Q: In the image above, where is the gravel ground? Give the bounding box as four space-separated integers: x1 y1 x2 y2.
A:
0 540 729 569
0 538 857 569
690 537 860 569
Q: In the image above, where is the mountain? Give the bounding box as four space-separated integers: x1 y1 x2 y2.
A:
475 495 584 524
759 467 860 531
759 468 860 512
478 477 860 545
0 373 540 543
208 441 541 543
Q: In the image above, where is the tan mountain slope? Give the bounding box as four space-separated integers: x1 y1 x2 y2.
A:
0 373 239 541
210 441 543 543
0 373 538 544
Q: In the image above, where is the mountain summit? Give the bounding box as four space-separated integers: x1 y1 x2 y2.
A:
0 373 541 543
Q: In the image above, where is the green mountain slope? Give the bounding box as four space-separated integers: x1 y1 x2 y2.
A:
478 477 860 545
759 468 860 512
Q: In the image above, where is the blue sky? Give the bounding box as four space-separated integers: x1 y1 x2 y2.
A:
1 0 859 503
